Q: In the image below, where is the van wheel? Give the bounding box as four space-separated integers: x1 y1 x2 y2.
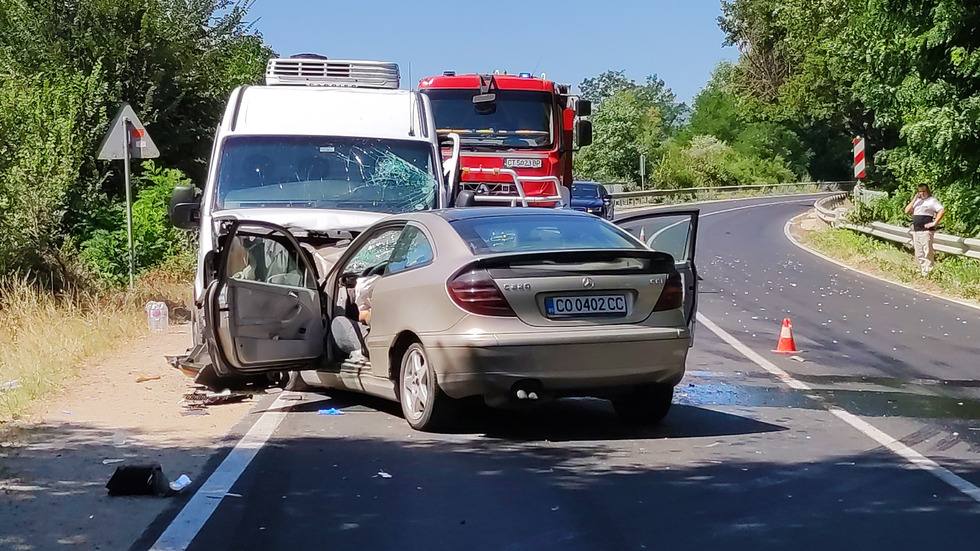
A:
613 384 673 424
399 343 453 431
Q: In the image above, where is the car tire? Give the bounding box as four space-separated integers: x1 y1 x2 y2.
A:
613 384 673 424
398 343 453 431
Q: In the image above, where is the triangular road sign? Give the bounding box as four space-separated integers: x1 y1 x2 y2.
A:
97 103 160 160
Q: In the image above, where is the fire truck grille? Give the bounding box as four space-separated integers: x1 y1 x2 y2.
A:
462 182 515 196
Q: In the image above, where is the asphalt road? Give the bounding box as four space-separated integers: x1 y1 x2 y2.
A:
140 194 980 550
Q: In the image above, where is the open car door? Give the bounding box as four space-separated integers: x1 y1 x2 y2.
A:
204 220 326 376
615 210 699 331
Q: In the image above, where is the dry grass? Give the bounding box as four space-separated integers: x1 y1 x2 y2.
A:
0 267 192 423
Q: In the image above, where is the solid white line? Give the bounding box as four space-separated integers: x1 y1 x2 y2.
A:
150 395 291 550
696 311 980 503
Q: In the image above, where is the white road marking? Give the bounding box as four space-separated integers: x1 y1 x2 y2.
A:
150 394 291 550
697 311 980 503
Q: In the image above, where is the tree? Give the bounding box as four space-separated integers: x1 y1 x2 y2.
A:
0 0 272 285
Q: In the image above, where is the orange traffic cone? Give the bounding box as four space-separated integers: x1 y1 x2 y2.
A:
772 318 799 354
639 226 646 243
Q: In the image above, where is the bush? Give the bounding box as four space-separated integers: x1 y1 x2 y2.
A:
81 161 195 285
654 135 797 189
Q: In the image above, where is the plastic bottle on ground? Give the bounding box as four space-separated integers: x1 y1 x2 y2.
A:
146 301 169 334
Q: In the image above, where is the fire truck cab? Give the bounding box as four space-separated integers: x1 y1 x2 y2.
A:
418 71 592 207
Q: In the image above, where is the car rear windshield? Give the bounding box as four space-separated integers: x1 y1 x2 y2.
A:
572 184 600 199
450 214 642 255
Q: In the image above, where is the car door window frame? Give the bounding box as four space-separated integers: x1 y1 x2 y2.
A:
386 223 436 275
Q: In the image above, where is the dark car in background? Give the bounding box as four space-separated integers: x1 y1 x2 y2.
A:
571 181 614 220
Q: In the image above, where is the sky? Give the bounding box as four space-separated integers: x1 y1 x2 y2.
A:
246 0 739 105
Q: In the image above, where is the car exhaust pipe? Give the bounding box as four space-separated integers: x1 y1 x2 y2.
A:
512 380 542 400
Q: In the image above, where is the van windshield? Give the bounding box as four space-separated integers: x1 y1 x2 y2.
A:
214 136 439 214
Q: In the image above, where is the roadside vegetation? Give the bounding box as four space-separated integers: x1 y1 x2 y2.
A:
0 0 270 421
578 0 980 241
801 225 980 303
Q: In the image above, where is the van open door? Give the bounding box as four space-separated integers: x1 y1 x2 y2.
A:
615 210 699 332
203 220 326 376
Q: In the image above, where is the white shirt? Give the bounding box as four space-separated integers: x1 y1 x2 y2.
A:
912 196 943 217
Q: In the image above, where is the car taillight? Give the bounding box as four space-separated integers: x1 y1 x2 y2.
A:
448 268 516 317
653 272 683 311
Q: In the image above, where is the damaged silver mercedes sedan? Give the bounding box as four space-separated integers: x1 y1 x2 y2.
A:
198 207 699 431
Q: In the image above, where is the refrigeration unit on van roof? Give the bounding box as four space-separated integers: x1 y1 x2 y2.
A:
265 57 400 89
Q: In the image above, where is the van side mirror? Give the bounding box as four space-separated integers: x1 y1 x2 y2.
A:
577 99 592 117
454 190 476 207
440 133 462 205
575 119 593 148
169 185 201 230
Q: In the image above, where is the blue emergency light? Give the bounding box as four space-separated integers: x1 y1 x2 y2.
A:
519 72 532 78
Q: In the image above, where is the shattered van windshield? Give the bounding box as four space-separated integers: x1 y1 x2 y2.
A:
214 136 439 214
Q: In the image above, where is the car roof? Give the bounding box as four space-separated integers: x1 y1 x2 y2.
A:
427 207 596 223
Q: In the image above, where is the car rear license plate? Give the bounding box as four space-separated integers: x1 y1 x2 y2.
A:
545 295 627 317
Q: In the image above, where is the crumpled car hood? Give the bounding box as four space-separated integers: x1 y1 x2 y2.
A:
210 208 387 234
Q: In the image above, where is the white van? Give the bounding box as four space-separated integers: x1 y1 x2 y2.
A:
169 55 460 386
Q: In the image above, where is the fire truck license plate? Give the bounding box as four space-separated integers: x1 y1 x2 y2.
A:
504 158 543 169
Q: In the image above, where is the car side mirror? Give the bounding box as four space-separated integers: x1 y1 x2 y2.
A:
577 99 592 117
575 120 593 148
169 185 201 230
454 190 476 207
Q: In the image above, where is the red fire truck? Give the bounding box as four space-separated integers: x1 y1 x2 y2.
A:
418 71 592 207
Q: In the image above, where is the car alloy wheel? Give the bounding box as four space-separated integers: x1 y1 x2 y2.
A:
399 343 452 431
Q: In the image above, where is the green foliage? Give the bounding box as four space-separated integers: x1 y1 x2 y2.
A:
0 0 270 287
720 0 980 237
0 67 106 284
81 161 195 285
655 136 796 189
573 88 666 187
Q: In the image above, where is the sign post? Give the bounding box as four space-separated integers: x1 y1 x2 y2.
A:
96 103 159 290
640 153 647 190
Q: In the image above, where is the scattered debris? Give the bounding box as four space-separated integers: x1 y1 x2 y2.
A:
179 386 252 415
169 474 192 493
61 410 73 415
281 393 305 401
136 375 162 383
375 470 392 479
106 464 170 496
102 458 125 465
790 355 806 362
0 379 21 392
318 408 344 416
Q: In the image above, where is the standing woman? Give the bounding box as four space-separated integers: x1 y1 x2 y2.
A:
904 184 945 276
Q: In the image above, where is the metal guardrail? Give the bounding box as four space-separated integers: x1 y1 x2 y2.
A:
814 195 980 260
610 181 854 208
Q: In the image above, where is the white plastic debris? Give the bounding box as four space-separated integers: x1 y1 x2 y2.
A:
169 474 192 492
790 355 806 362
376 470 392 479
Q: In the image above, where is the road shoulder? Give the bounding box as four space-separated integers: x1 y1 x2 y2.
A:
0 325 257 550
786 210 980 312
